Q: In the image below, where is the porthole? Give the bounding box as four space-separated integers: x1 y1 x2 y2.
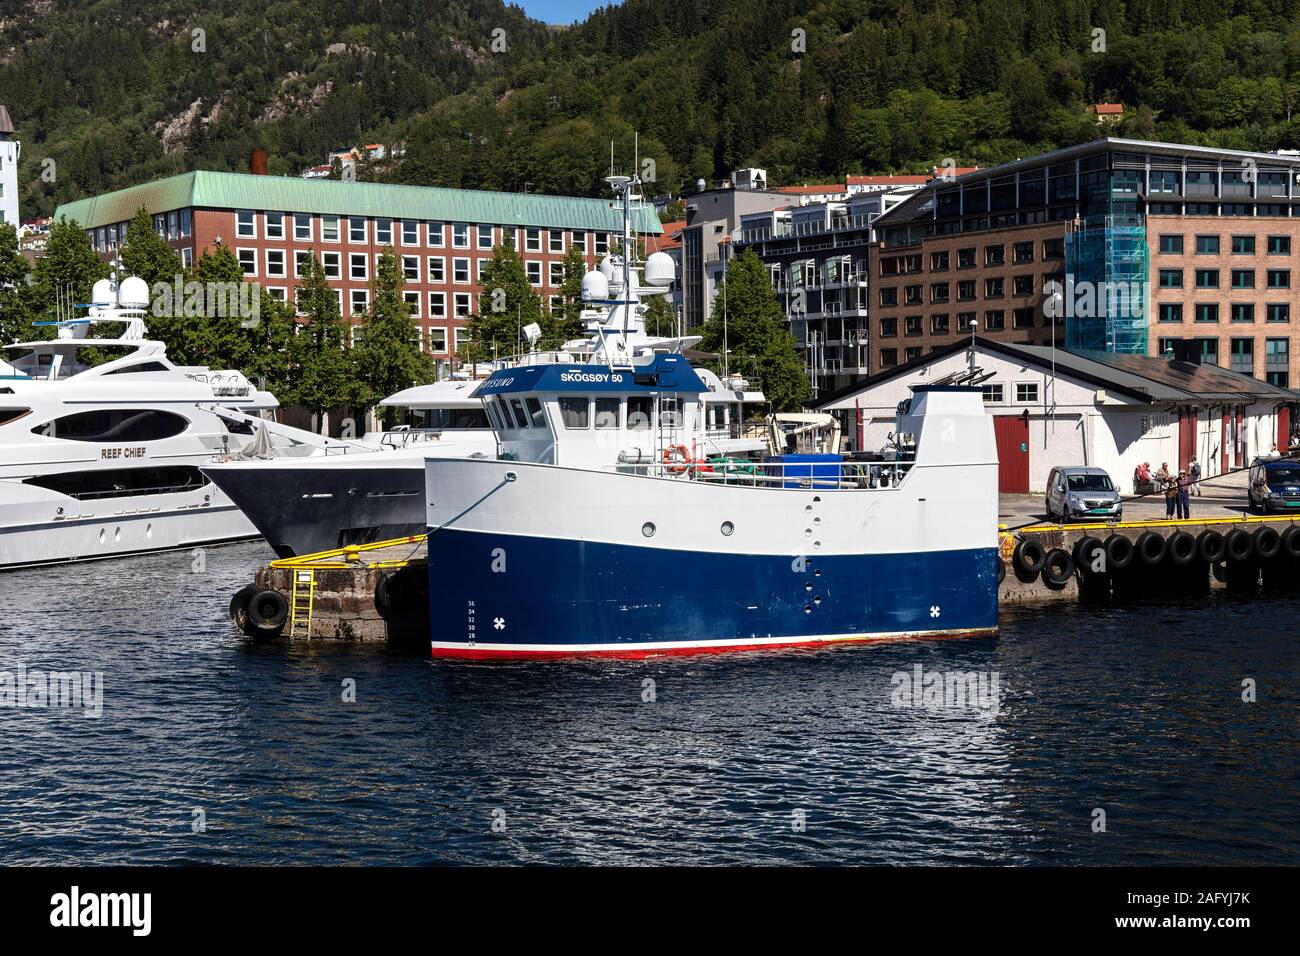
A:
813 517 821 525
720 521 734 536
641 522 656 537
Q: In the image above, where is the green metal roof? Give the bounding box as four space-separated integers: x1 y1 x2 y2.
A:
55 171 663 234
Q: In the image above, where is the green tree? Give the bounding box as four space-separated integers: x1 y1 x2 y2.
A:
642 291 678 337
120 207 183 288
465 239 543 361
0 223 35 344
354 247 431 425
698 249 809 411
287 254 359 431
548 244 588 347
31 218 109 319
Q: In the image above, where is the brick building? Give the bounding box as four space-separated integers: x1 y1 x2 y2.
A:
871 139 1300 387
54 171 660 364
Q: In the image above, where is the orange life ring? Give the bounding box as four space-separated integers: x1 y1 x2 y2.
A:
664 444 691 474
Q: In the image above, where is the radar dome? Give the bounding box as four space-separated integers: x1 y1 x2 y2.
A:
598 256 617 280
91 279 116 307
644 252 675 287
580 270 610 302
117 276 151 309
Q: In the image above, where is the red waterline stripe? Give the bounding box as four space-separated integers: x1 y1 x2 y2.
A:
429 629 998 661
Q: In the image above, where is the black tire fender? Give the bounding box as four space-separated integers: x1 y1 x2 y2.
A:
1104 534 1136 569
1253 524 1282 560
1073 535 1105 575
1281 524 1300 559
1167 530 1197 566
245 589 289 634
1225 528 1253 562
229 583 258 628
1041 548 1075 588
997 557 1006 584
1013 538 1047 575
1197 529 1226 563
1136 530 1168 564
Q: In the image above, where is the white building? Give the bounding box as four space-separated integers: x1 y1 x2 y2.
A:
0 106 18 227
812 338 1300 494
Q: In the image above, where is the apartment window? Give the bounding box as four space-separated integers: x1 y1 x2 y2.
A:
1159 234 1183 254
1267 303 1290 323
1042 239 1064 259
1013 275 1034 296
374 218 392 244
982 383 1004 404
1012 308 1033 329
451 223 470 249
1268 235 1290 255
237 248 257 276
264 212 284 240
930 282 950 303
549 261 565 286
350 289 369 315
428 222 445 247
879 317 897 337
1195 303 1219 323
179 209 192 238
1013 241 1034 263
453 258 470 283
571 230 587 253
402 220 419 245
321 215 340 242
1195 269 1219 288
1231 269 1254 289
1015 382 1039 404
181 247 193 268
930 314 950 334
428 292 446 318
403 291 421 318
548 230 564 253
266 286 287 303
1231 303 1255 323
524 228 542 253
350 253 368 281
1196 235 1220 254
1231 235 1255 255
295 250 312 278
454 292 472 316
322 251 341 280
594 233 609 254
1230 338 1254 375
427 257 445 283
294 213 312 241
1157 268 1183 288
236 210 256 239
879 348 898 367
957 247 976 269
428 326 448 353
402 255 420 282
349 218 367 243
984 277 1004 298
984 245 1004 266
957 312 976 332
1268 269 1290 288
1266 338 1289 386
879 287 898 307
525 261 542 286
985 309 1006 331
905 346 922 362
265 249 285 278
957 280 976 301
905 315 923 336
902 284 922 305
1158 303 1183 323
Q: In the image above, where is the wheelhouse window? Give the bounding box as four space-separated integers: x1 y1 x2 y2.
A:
558 396 590 429
594 398 619 429
24 465 208 500
509 399 531 429
525 397 546 428
32 409 189 442
627 396 653 430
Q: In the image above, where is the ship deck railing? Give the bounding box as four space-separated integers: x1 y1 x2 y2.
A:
603 459 914 489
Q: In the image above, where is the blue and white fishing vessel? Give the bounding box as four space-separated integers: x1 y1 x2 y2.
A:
421 177 999 659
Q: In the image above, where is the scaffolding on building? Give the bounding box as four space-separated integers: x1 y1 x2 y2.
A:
1064 215 1149 355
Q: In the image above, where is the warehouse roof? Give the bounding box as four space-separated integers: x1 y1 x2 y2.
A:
54 171 663 234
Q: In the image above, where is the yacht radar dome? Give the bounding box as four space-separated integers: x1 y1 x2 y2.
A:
580 270 610 302
117 276 150 309
91 278 116 308
644 252 675 287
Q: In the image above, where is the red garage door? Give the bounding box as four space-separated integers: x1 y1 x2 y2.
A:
993 414 1030 493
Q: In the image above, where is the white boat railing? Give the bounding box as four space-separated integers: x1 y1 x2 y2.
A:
603 459 914 489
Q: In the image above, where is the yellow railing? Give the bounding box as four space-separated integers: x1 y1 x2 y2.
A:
269 533 429 570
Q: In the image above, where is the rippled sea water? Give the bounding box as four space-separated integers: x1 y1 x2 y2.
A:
1 540 1297 865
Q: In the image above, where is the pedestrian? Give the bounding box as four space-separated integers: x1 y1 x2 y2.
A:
1189 458 1202 496
1176 469 1191 519
1159 463 1177 518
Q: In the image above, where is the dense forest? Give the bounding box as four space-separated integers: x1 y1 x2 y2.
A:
8 0 1300 213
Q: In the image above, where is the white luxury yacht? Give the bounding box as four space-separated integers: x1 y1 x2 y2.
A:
204 233 769 558
0 276 353 569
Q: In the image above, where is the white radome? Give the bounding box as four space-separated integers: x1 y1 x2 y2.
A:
117 276 151 309
643 251 675 287
581 270 610 302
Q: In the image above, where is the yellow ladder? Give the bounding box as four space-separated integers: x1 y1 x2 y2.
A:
289 569 316 638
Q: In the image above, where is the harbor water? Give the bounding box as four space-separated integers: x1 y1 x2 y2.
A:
1 540 1296 865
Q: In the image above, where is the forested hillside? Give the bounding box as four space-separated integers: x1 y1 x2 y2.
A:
7 0 1300 213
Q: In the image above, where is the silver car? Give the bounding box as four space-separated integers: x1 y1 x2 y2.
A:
1046 466 1122 522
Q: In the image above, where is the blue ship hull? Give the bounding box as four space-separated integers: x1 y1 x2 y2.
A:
428 529 999 658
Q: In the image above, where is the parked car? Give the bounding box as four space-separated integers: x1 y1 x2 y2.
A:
1045 466 1123 522
1247 458 1300 513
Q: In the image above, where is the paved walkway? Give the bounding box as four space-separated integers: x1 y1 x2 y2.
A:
999 471 1252 527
